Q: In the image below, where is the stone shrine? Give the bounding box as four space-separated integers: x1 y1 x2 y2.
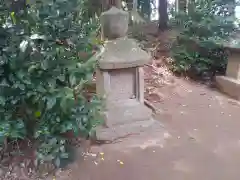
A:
95 7 153 140
216 46 240 100
216 33 240 100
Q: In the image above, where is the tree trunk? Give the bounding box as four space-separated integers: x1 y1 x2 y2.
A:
187 0 195 14
158 0 168 31
138 0 151 19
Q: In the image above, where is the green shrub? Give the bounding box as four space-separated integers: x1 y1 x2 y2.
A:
0 0 102 167
171 0 236 78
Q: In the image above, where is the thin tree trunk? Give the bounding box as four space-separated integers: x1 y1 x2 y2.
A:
158 0 168 31
187 0 195 14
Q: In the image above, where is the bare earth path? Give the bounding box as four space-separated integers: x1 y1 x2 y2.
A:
52 76 240 180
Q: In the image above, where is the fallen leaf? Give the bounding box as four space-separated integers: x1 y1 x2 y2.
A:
117 159 124 165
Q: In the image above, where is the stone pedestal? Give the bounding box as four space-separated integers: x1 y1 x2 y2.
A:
96 7 154 140
96 38 152 128
216 47 240 100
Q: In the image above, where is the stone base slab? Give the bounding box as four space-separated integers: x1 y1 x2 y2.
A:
96 118 164 141
103 102 152 127
216 76 240 100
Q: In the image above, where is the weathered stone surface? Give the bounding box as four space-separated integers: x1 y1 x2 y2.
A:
216 76 240 100
216 44 240 100
95 37 151 136
96 67 145 105
103 101 152 127
226 52 240 80
96 118 163 141
101 7 129 39
96 66 150 130
96 7 152 141
107 68 136 102
98 38 151 69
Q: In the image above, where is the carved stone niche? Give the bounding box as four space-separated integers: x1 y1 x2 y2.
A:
216 46 240 100
96 38 151 127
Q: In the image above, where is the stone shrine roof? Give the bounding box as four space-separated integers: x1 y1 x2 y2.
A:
97 38 151 70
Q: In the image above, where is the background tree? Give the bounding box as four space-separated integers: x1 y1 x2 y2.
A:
158 0 169 30
138 0 151 19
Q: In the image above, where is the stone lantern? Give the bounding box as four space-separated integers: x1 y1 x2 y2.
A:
216 34 240 100
96 7 152 140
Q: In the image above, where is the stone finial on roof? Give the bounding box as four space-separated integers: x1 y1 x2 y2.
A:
100 7 129 39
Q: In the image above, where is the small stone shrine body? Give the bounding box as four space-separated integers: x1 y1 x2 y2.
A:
95 7 153 140
216 36 240 100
